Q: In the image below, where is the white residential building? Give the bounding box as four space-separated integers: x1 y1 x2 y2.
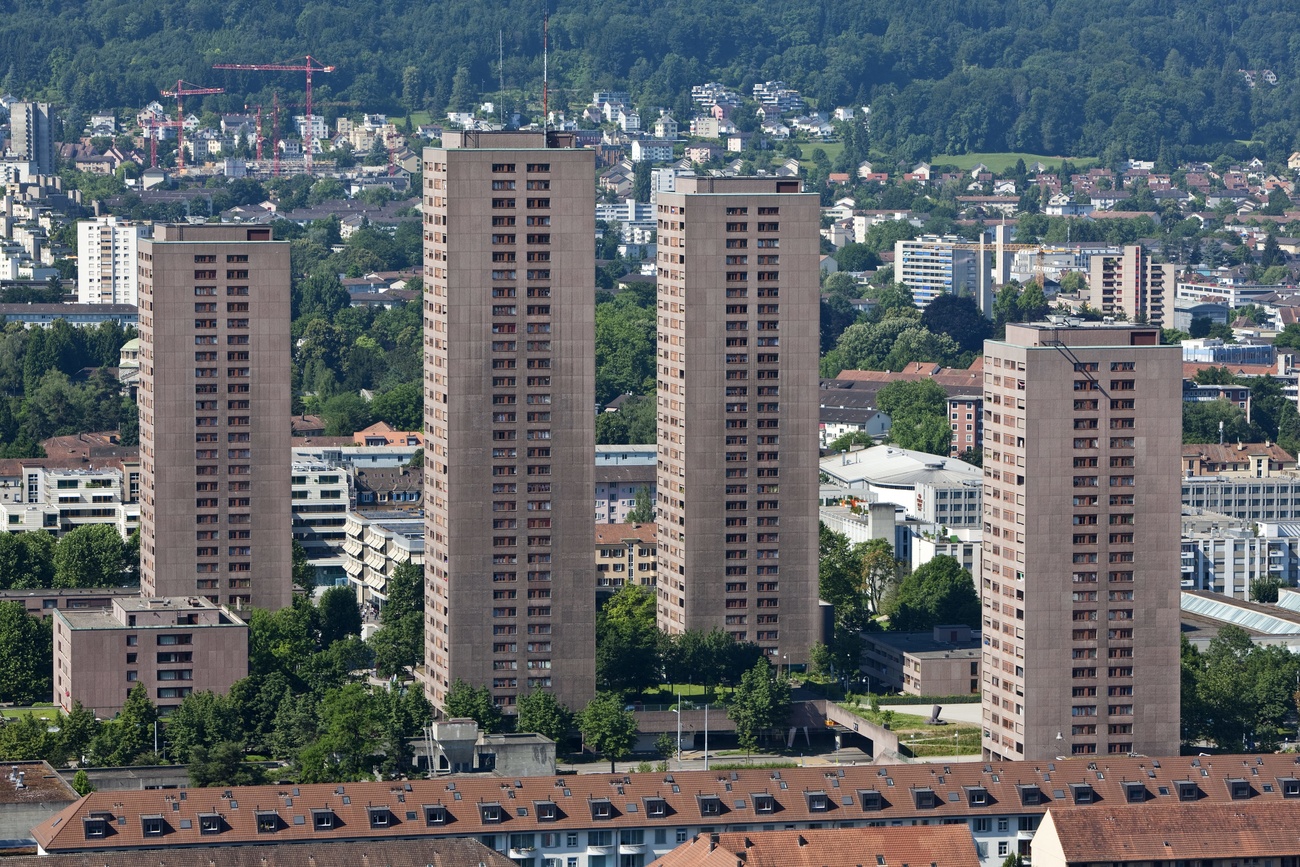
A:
76 217 150 305
0 464 137 538
290 462 349 557
1180 510 1300 598
342 508 423 605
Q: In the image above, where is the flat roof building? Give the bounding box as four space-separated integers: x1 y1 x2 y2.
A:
52 595 247 717
654 177 820 662
138 225 292 611
981 322 1181 761
421 132 596 713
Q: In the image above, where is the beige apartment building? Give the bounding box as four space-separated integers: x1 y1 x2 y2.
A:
52 595 248 717
980 322 1180 761
1086 245 1173 326
421 132 596 713
654 177 820 663
137 225 292 611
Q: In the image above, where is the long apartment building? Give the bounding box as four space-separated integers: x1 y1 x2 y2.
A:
77 216 150 306
137 225 292 611
33 754 1300 867
981 322 1180 761
654 177 819 662
421 132 596 713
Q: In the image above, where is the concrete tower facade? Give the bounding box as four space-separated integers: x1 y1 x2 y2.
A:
138 225 292 611
421 132 596 714
654 177 821 663
980 322 1180 761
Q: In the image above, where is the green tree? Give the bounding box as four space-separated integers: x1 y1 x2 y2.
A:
317 586 363 648
596 584 660 694
877 379 953 456
626 486 654 523
92 683 158 766
516 688 572 743
859 539 902 615
835 243 882 273
369 381 421 430
291 539 314 592
164 691 237 761
71 769 94 795
444 679 503 733
920 294 990 354
578 692 637 771
189 741 267 787
0 602 51 704
1183 400 1260 444
885 555 979 632
53 524 128 588
369 560 425 678
726 657 791 759
297 683 382 782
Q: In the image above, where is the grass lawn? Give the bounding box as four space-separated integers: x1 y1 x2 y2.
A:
796 141 845 171
2 705 60 720
837 703 981 757
931 151 1098 173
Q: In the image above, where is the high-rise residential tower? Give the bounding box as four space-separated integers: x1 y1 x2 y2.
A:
980 321 1180 761
421 132 596 714
78 216 150 305
138 225 292 611
1087 245 1173 327
8 102 55 175
654 177 820 663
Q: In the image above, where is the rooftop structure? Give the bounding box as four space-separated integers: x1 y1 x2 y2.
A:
651 826 979 867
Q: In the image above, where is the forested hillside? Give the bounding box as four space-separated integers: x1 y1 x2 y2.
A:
7 0 1300 161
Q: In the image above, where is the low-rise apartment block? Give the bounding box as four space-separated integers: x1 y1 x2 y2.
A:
594 444 656 523
595 522 656 599
290 462 349 556
1180 510 1300 598
860 624 981 696
0 463 137 538
52 595 248 717
342 509 423 605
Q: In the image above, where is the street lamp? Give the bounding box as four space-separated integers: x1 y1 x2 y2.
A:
670 692 682 768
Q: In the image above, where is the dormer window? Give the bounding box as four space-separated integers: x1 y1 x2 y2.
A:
312 809 336 830
804 790 829 812
1070 783 1094 804
1228 779 1252 800
368 807 392 828
1176 781 1200 802
1279 777 1300 799
83 815 109 839
752 794 775 814
967 786 990 807
141 814 165 837
535 801 559 822
643 797 667 818
697 795 723 817
424 804 448 826
255 810 281 833
912 787 937 809
1123 782 1146 804
1015 785 1040 806
859 790 883 812
590 798 614 820
480 802 504 824
198 813 223 835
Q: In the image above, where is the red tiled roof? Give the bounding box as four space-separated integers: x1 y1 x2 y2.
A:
6 838 512 867
595 523 656 545
1182 361 1278 379
650 826 978 867
1040 800 1300 863
32 754 1300 854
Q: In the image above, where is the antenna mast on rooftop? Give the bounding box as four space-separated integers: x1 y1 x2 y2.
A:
542 0 549 135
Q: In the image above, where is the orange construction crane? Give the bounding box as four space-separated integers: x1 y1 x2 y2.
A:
159 80 225 171
212 56 335 173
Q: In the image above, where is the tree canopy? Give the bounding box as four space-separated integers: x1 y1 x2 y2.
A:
884 555 980 632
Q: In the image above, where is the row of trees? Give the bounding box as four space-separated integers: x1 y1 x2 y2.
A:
0 524 138 592
816 525 980 678
594 585 773 696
